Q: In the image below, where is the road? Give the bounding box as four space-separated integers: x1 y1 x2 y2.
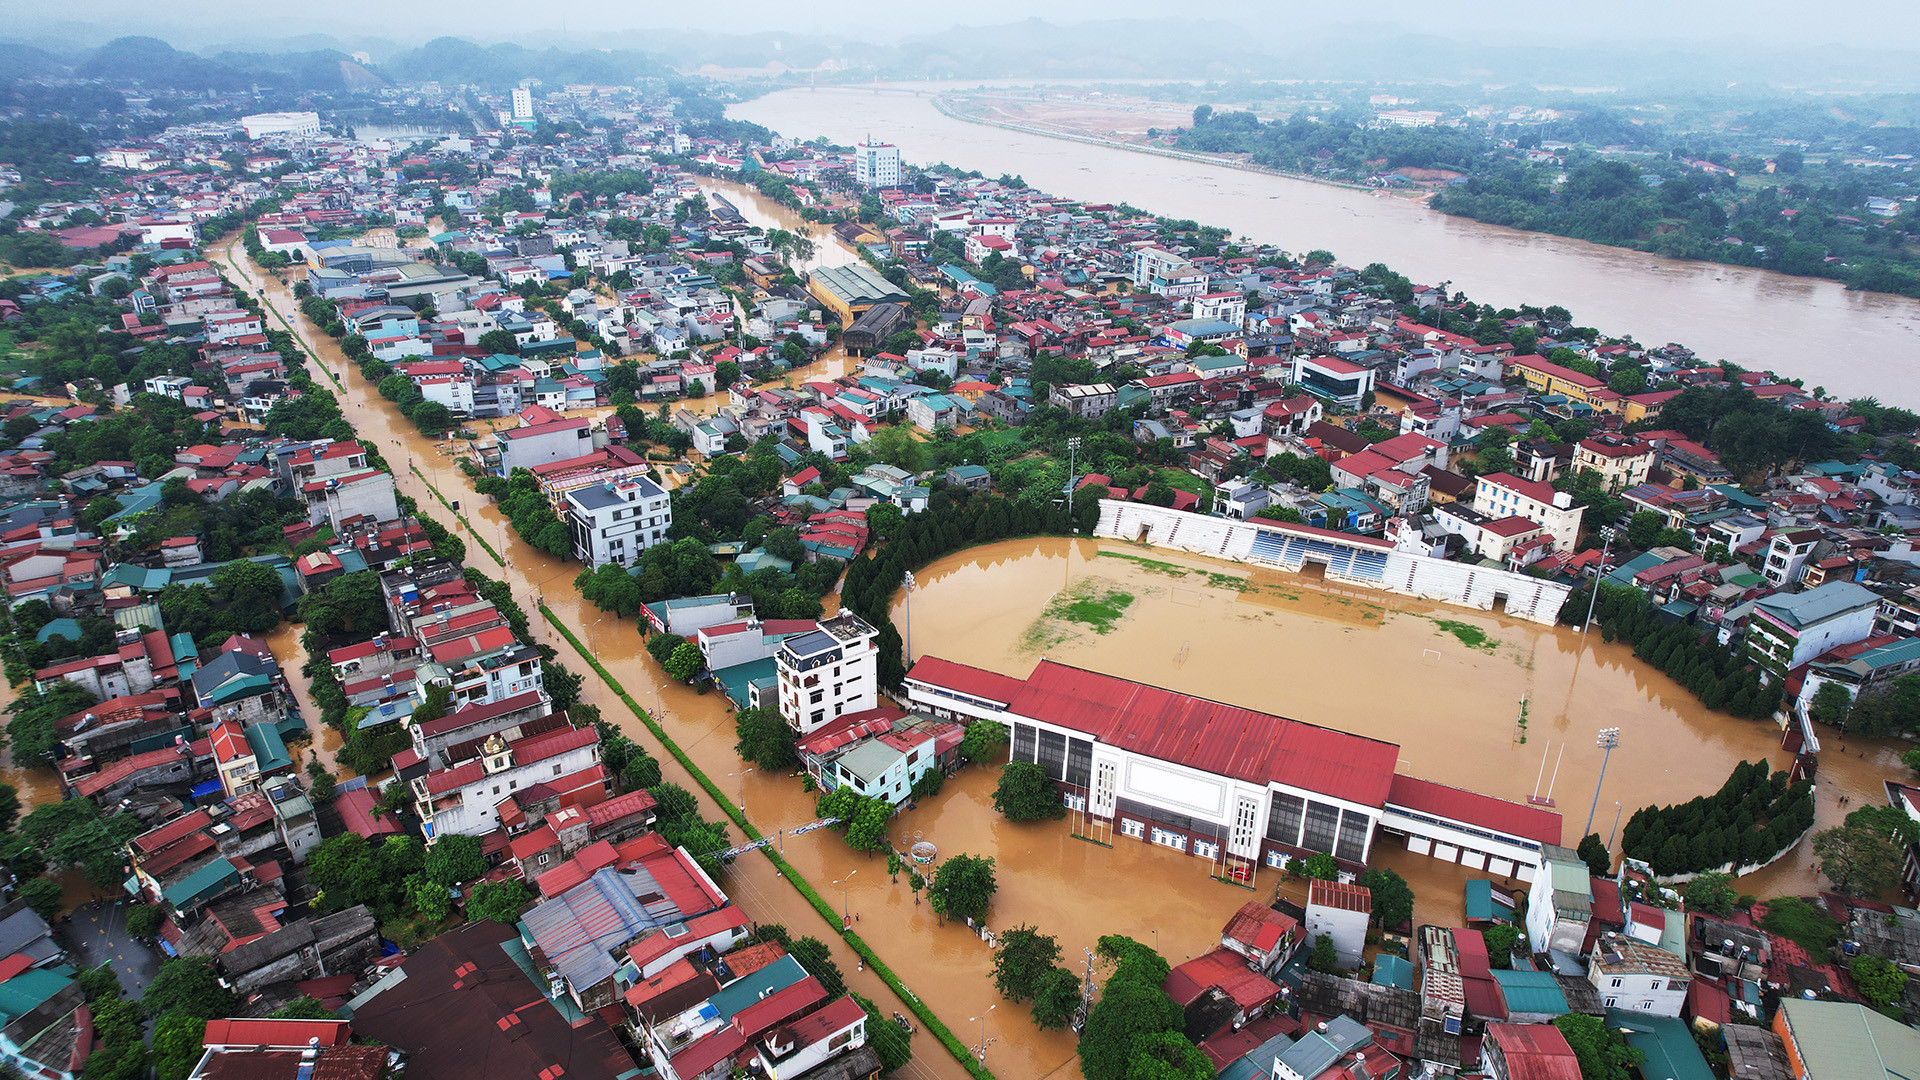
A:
217 235 994 1080
59 900 160 999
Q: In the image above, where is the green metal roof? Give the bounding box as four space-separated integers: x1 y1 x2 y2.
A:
0 967 74 1023
163 857 239 908
1606 1010 1715 1080
1491 968 1568 1017
1776 998 1920 1080
1464 879 1514 923
1370 954 1412 989
245 721 292 773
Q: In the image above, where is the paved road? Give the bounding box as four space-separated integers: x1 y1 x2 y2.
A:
59 901 160 998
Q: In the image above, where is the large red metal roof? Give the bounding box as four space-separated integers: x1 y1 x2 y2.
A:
1387 774 1563 847
1006 661 1398 807
905 656 1027 705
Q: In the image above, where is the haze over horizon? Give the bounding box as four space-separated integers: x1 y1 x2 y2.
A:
9 0 1920 56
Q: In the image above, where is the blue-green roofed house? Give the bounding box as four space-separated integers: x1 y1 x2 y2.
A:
1371 953 1413 989
0 963 85 1079
1491 969 1569 1022
244 722 292 774
1606 1010 1714 1080
1465 879 1517 924
33 619 82 645
163 857 240 912
101 563 171 593
1219 1030 1295 1080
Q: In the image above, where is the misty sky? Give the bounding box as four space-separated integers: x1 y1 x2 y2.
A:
14 0 1920 51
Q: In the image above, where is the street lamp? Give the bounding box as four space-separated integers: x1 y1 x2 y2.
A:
1585 728 1621 836
968 1004 997 1064
900 571 916 664
1581 526 1618 634
835 870 857 926
733 767 754 814
1064 436 1082 500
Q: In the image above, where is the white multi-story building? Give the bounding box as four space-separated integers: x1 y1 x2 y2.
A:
853 138 901 189
1472 472 1585 553
511 87 534 121
1525 843 1594 955
564 476 671 567
1587 934 1690 1017
776 613 879 734
412 722 601 843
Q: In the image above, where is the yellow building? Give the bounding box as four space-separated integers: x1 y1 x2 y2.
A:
1507 355 1606 406
806 263 909 325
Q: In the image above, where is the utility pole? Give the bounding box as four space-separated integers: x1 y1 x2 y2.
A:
1581 526 1617 634
1585 728 1621 836
900 570 915 664
1064 436 1082 500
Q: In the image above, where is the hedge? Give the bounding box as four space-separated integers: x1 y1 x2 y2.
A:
540 608 997 1080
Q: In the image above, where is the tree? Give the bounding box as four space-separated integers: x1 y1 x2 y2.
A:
928 853 996 923
1759 896 1842 950
151 1014 208 1080
992 924 1062 1001
664 640 704 682
1577 833 1613 877
0 784 16 834
650 782 699 826
7 681 97 766
858 994 913 1072
1553 1014 1645 1080
993 761 1065 821
1307 933 1341 973
407 874 453 924
845 796 893 853
1849 953 1908 1008
1483 923 1521 968
1356 868 1414 930
1079 980 1183 1080
468 879 535 924
734 706 797 770
1126 1031 1214 1080
1627 510 1664 550
270 997 341 1020
1682 872 1738 917
958 720 1008 764
786 935 846 997
1302 853 1339 881
424 833 488 886
1811 823 1902 897
143 957 237 1020
1807 681 1854 729
125 904 164 940
477 329 520 355
1030 966 1080 1029
16 878 61 921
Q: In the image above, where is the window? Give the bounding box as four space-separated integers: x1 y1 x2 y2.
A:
1648 980 1661 991
538 854 550 866
1610 978 1622 988
552 764 563 775
1193 840 1219 860
1121 818 1144 839
1639 1000 1653 1010
1302 801 1341 854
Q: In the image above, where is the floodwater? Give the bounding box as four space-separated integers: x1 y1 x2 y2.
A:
732 86 1920 406
692 177 858 275
263 621 346 777
888 538 1909 908
214 233 1906 1080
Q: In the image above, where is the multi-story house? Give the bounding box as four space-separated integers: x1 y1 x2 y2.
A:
411 720 601 843
565 476 671 567
1472 473 1585 553
1743 581 1880 683
776 613 879 735
1587 934 1689 1017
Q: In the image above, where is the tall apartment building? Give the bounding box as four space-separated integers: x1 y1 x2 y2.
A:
564 476 672 567
511 87 534 121
776 613 879 734
853 138 901 189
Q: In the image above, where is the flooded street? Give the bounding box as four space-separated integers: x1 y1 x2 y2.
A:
213 233 1907 1080
733 86 1920 405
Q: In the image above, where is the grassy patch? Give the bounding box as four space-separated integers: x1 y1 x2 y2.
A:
1429 618 1497 652
1021 576 1137 650
1097 550 1251 591
1156 467 1207 494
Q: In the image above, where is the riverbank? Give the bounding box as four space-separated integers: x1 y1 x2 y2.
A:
931 93 1384 196
733 86 1920 404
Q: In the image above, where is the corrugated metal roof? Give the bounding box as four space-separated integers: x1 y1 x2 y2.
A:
1007 661 1398 807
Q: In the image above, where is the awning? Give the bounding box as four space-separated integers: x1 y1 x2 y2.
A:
189 778 223 799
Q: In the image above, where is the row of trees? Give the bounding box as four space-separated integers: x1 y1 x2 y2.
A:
1620 759 1815 878
1078 935 1212 1080
1558 583 1781 720
473 467 570 556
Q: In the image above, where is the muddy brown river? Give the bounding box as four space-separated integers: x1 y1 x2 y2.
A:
732 86 1920 406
